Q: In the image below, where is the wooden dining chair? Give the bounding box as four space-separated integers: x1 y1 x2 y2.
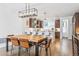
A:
7 34 14 41
19 39 33 56
39 39 52 56
10 37 20 56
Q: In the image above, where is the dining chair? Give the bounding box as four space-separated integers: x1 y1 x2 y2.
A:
7 34 14 41
39 38 52 56
10 37 20 56
19 39 33 56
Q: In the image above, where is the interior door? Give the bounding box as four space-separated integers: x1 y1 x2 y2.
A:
62 19 68 38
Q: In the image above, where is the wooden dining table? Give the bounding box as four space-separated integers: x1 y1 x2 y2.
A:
6 34 47 56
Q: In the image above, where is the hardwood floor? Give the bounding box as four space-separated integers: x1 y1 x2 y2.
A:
60 39 72 56
0 38 72 56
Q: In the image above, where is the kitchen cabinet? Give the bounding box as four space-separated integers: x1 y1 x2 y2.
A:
55 20 60 39
74 13 79 33
72 12 79 56
28 18 43 28
55 20 60 28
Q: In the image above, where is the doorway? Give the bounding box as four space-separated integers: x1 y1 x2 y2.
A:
62 19 68 38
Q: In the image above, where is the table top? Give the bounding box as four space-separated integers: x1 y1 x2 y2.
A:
8 34 46 43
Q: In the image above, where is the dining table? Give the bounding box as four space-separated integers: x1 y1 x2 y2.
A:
6 34 47 56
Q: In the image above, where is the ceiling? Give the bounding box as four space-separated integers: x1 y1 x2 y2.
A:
29 3 79 17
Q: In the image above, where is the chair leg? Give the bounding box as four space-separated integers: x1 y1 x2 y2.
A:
45 48 48 56
40 47 42 56
11 45 13 55
49 47 51 56
26 48 28 52
18 46 21 56
26 48 29 54
28 48 30 56
33 46 35 54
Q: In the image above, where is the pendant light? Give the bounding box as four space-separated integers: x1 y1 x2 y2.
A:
18 3 38 18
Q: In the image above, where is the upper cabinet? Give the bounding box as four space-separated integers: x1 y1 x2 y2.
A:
37 20 43 28
28 18 43 28
55 20 60 28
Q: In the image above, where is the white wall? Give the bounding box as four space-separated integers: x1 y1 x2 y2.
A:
0 3 25 38
0 3 73 40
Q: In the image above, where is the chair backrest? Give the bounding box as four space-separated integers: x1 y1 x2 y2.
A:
19 39 30 48
8 34 14 37
10 37 19 46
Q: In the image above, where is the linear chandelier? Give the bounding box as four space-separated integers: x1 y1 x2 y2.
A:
18 3 38 18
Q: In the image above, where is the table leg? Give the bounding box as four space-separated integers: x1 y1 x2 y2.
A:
35 44 39 56
6 38 9 52
72 36 74 56
45 48 48 56
45 38 48 56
